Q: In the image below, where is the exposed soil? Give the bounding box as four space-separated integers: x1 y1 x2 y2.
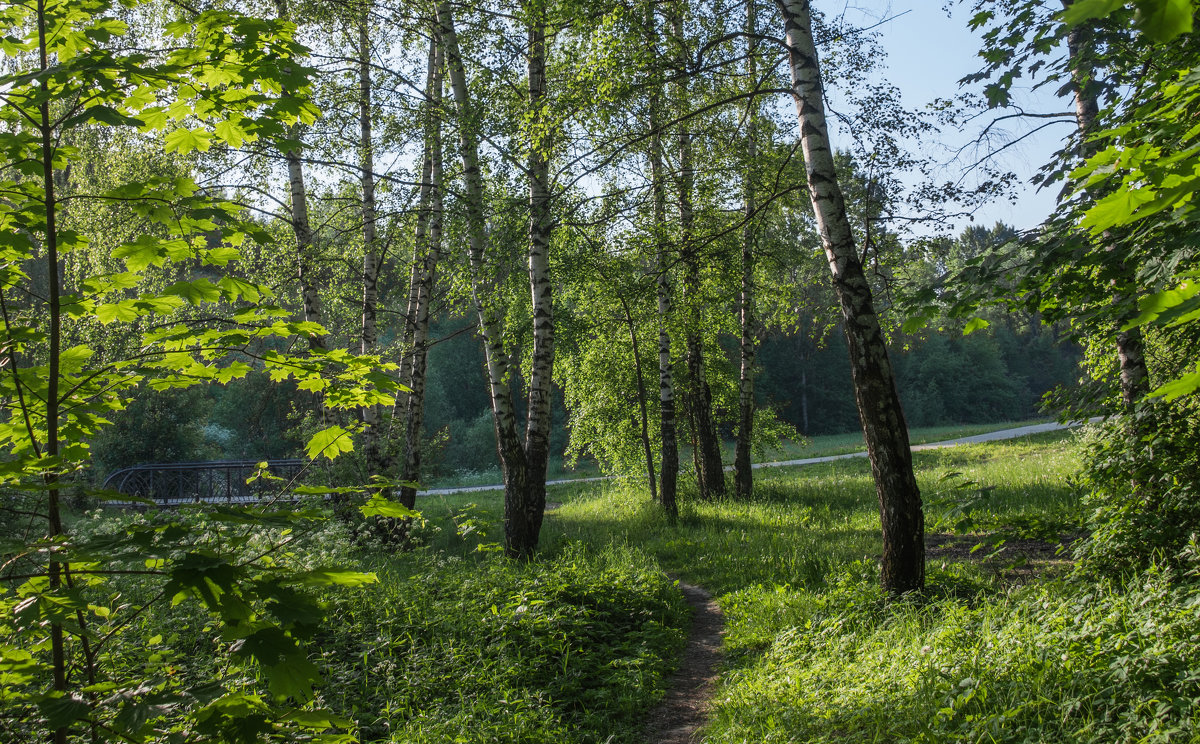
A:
925 532 1081 581
644 582 724 744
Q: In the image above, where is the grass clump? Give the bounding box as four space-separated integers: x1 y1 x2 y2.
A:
707 556 1200 743
313 542 687 744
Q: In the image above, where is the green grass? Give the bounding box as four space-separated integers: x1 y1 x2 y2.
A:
530 431 1082 593
423 417 1058 490
44 425 1200 744
758 417 1057 461
411 427 1200 743
497 426 1197 744
316 544 687 744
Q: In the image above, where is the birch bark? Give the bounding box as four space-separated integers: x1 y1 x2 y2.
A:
648 4 679 520
357 11 387 475
398 26 444 513
520 3 554 557
439 0 551 558
777 0 924 593
274 0 324 352
671 3 725 500
734 0 759 501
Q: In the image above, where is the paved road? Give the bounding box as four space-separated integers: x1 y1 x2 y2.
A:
418 420 1089 497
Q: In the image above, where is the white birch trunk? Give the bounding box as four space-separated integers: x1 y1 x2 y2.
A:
274 0 324 352
518 4 554 556
649 17 679 518
398 25 445 513
357 11 388 477
734 0 759 501
777 0 924 593
437 0 535 557
671 4 724 500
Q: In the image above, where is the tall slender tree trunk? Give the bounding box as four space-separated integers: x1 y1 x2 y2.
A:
397 24 445 512
357 11 388 475
519 2 555 557
734 0 759 501
649 96 679 516
1062 1 1148 408
671 4 724 500
274 0 324 353
647 4 678 519
36 11 67 741
439 1 551 558
777 0 924 594
358 15 379 359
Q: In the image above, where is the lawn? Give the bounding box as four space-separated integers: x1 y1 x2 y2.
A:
22 425 1200 743
413 427 1200 743
422 417 1059 490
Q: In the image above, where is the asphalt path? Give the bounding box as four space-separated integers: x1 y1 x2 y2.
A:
417 420 1088 497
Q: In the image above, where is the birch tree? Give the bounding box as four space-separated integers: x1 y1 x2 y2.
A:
670 1 726 500
396 21 446 513
776 0 925 593
436 0 557 558
733 0 762 500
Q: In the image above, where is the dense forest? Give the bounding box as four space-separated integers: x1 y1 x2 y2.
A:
2 0 1199 741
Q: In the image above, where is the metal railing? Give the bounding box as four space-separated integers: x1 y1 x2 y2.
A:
101 459 307 507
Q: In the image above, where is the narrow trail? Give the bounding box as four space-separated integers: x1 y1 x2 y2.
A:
644 582 724 744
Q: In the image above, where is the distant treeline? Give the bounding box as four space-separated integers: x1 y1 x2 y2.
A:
91 314 1079 478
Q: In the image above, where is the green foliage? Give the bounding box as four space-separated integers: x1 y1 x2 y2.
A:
316 544 688 743
1075 399 1200 572
0 0 398 740
707 560 1200 744
1062 0 1194 41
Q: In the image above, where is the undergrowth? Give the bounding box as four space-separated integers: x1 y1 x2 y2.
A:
710 554 1200 743
23 427 1197 744
316 543 687 743
9 508 686 744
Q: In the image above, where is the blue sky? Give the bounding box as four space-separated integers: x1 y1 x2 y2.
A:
847 2 1077 231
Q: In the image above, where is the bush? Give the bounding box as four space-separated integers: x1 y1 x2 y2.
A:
1075 401 1200 573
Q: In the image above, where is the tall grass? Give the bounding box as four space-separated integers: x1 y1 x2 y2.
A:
516 427 1199 744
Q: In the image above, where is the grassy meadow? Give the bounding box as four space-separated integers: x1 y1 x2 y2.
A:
414 428 1200 743
422 418 1056 489
38 426 1200 743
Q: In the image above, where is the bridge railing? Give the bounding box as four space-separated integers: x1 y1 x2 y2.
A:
101 459 308 507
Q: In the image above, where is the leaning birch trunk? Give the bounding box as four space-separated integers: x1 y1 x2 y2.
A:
1062 1 1148 409
274 0 324 352
398 27 445 513
438 1 535 557
397 32 441 426
397 34 442 404
647 3 679 520
671 4 724 500
518 5 554 558
357 11 387 475
776 0 924 593
733 0 759 501
619 293 658 503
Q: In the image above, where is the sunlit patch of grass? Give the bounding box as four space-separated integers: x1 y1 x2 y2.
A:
706 562 1200 744
756 417 1056 461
